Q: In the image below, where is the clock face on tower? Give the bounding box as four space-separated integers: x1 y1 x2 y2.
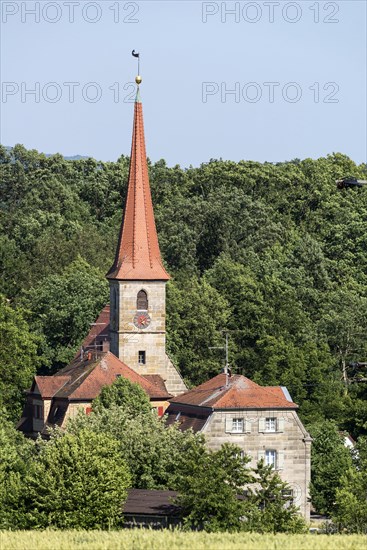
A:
134 312 151 329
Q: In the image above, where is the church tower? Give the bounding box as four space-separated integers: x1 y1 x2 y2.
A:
106 77 186 395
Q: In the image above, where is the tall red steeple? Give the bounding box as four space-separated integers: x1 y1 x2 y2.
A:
106 87 170 281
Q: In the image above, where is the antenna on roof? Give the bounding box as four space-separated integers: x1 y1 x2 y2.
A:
209 332 230 387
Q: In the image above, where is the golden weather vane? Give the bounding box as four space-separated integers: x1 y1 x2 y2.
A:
132 50 142 85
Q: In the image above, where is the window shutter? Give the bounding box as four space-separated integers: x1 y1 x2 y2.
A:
225 417 232 433
258 450 265 462
258 418 265 432
245 420 252 433
278 418 284 432
277 451 285 470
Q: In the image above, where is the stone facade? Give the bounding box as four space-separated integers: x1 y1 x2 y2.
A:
109 280 186 396
202 408 311 519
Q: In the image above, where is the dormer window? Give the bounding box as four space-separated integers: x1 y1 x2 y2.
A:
137 290 148 310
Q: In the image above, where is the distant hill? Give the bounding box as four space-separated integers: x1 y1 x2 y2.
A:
4 146 88 161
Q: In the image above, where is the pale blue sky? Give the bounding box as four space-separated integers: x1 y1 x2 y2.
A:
1 0 366 166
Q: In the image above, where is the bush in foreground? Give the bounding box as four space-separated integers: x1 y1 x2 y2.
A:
25 429 131 529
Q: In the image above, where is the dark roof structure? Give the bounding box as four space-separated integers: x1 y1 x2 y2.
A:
124 489 179 517
123 489 181 529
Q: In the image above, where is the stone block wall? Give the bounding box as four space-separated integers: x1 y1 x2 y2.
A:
203 408 311 520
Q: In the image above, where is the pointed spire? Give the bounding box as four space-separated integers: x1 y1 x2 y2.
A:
106 87 170 281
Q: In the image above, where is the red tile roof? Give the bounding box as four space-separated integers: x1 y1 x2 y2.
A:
106 92 170 281
143 374 169 394
169 373 297 410
54 351 171 401
33 376 69 398
74 305 110 359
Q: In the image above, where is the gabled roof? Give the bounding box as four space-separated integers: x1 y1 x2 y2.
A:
32 376 69 398
169 373 297 410
106 89 170 281
53 351 172 401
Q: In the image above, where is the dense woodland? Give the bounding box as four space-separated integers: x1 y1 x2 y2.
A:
1 144 367 530
1 144 367 432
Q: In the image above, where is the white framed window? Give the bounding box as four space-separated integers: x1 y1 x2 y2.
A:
265 417 277 432
265 449 277 467
232 418 244 433
259 417 284 433
138 350 146 365
225 416 251 434
258 449 284 470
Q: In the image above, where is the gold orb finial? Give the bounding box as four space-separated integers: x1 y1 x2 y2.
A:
135 75 142 85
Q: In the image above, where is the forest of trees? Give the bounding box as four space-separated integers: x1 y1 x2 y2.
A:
1 144 366 435
1 144 367 530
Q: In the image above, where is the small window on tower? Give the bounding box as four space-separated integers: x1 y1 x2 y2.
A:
137 290 148 310
138 351 146 365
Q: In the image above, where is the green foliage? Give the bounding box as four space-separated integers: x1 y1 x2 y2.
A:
68 404 204 490
0 413 35 529
0 296 42 420
20 257 109 371
309 420 353 515
333 437 367 533
166 276 230 385
175 443 254 532
243 460 307 534
92 376 152 416
25 429 131 529
2 146 367 433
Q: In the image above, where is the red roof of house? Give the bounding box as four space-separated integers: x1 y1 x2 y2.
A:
33 376 69 398
106 89 170 281
54 351 171 400
76 304 110 355
169 373 297 410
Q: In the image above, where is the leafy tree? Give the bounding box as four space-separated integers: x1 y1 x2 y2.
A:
0 413 35 529
93 376 152 416
318 288 367 386
68 404 204 490
166 276 230 385
333 437 367 533
309 420 353 514
26 429 131 529
0 296 42 420
244 460 307 534
175 443 254 532
20 257 109 371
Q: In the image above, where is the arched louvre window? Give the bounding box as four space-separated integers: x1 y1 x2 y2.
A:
137 290 148 310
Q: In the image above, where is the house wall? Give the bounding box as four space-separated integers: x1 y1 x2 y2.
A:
61 401 92 428
202 409 311 520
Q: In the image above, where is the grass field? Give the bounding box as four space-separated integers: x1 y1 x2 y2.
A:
0 530 365 550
